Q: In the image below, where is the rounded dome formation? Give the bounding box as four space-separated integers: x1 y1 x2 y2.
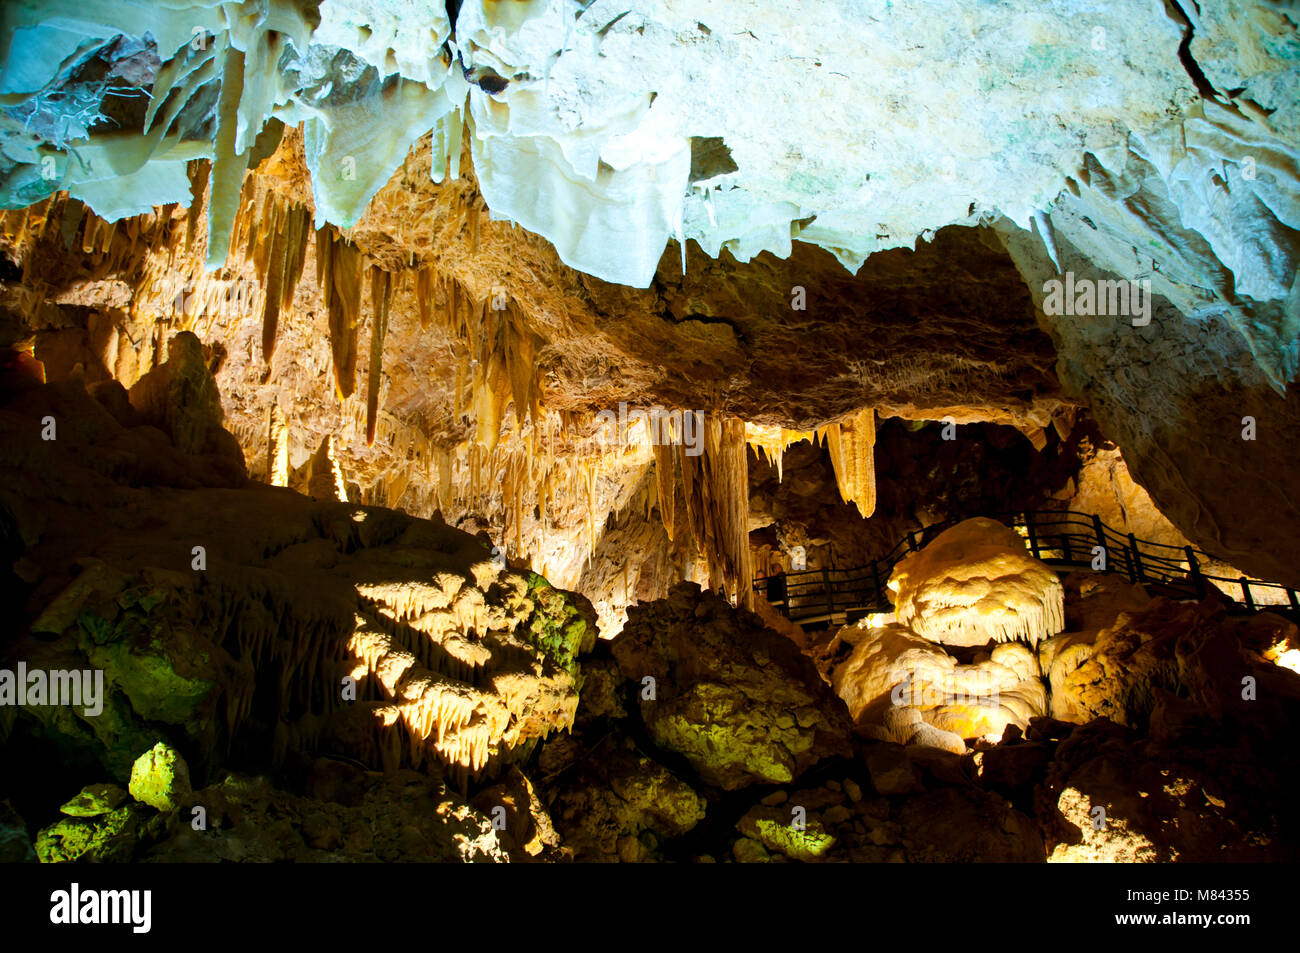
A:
889 517 1065 649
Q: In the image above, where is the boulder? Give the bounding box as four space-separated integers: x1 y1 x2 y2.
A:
128 742 191 812
59 782 129 817
612 582 853 790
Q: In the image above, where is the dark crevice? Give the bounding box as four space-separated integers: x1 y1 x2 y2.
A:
1166 0 1224 103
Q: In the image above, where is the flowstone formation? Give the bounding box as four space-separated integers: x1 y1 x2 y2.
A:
890 518 1066 648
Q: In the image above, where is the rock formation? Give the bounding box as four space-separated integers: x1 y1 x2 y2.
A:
889 517 1066 648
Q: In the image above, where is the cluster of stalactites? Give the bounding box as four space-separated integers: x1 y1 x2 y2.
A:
742 422 816 483
230 185 312 368
349 618 506 774
820 408 878 519
743 410 877 517
655 413 754 609
413 268 545 453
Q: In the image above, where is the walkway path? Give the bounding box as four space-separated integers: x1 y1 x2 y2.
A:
754 510 1300 627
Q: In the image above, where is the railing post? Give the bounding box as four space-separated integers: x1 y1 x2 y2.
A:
1127 533 1143 583
766 573 787 608
1288 588 1300 615
871 561 883 610
1240 577 1255 612
823 567 835 614
1024 511 1040 559
1061 529 1072 563
906 530 919 553
1185 547 1206 599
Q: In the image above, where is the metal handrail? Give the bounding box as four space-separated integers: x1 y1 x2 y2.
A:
754 509 1300 625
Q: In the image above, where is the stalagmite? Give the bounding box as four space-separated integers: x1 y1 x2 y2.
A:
366 265 392 446
267 402 289 486
823 408 877 518
306 434 349 502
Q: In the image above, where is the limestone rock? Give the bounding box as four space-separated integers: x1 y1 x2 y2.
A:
731 837 771 864
128 742 191 812
1036 720 1298 863
1049 597 1300 731
60 782 130 817
898 787 1044 863
35 803 163 864
140 766 508 863
612 582 853 790
470 766 560 860
127 331 246 477
735 804 836 862
1 378 595 783
548 734 707 862
865 744 923 796
0 801 36 864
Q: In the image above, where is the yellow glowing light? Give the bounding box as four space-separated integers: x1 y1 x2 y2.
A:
1270 648 1300 675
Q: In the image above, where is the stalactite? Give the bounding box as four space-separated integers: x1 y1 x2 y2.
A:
743 422 815 482
671 413 753 608
823 407 877 518
206 45 248 271
320 229 363 400
261 202 287 363
505 306 532 426
261 203 309 365
366 265 391 446
415 266 434 330
653 441 676 541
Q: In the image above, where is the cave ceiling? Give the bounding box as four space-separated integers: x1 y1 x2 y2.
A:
1 0 1298 601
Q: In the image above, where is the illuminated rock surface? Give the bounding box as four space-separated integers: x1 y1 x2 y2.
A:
612 582 853 790
1 376 592 787
889 517 1066 648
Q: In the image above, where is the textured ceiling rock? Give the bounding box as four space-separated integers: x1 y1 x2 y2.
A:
1 0 1297 611
998 211 1300 588
455 0 1193 284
